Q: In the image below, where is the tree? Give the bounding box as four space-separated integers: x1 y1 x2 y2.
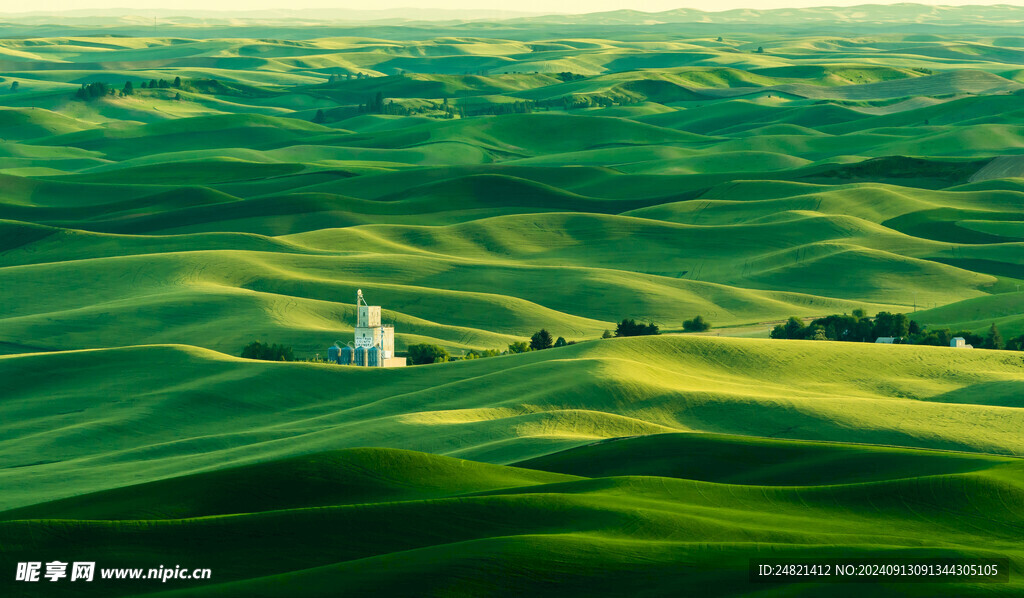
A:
530 329 553 350
784 316 805 339
870 311 909 339
122 81 134 96
9 81 18 92
241 340 294 362
601 330 613 339
313 109 327 124
872 311 894 338
159 79 170 89
984 323 1004 350
173 76 182 88
554 336 567 347
140 81 148 88
174 92 181 100
716 36 723 42
683 315 711 332
1006 335 1024 351
918 328 954 347
73 81 111 101
755 46 765 54
407 343 449 365
892 312 910 337
507 341 530 354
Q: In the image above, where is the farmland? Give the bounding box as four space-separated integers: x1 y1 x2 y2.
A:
1 4 1023 596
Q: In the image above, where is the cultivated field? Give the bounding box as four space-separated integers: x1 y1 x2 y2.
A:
1 5 1023 596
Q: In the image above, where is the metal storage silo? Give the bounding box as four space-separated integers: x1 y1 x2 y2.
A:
341 345 353 365
353 346 367 366
327 345 340 364
367 346 380 367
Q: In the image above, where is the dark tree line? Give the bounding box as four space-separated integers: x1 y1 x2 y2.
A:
555 72 586 82
771 310 908 342
770 310 1022 350
615 319 660 337
139 76 181 89
74 76 184 101
74 82 114 100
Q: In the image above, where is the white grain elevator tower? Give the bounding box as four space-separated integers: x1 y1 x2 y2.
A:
350 289 404 367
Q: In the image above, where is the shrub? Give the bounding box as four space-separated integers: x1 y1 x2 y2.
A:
683 315 711 332
407 343 450 365
464 349 501 360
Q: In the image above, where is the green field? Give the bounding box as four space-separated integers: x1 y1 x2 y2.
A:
1 4 1023 596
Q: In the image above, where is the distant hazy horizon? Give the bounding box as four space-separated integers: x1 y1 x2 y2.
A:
9 0 1024 17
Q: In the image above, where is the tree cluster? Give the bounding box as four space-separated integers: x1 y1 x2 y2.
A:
771 310 911 342
464 348 502 359
73 82 114 101
615 319 660 337
240 340 295 362
504 330 573 355
770 310 1022 351
555 72 586 82
407 343 450 365
683 315 711 332
74 77 185 101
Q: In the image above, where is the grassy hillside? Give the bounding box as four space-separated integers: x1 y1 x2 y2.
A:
2 11 1024 597
3 336 1024 510
2 443 1022 597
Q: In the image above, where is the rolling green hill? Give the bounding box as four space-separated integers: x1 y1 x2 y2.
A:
2 9 1024 597
3 336 1024 510
3 443 1022 597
